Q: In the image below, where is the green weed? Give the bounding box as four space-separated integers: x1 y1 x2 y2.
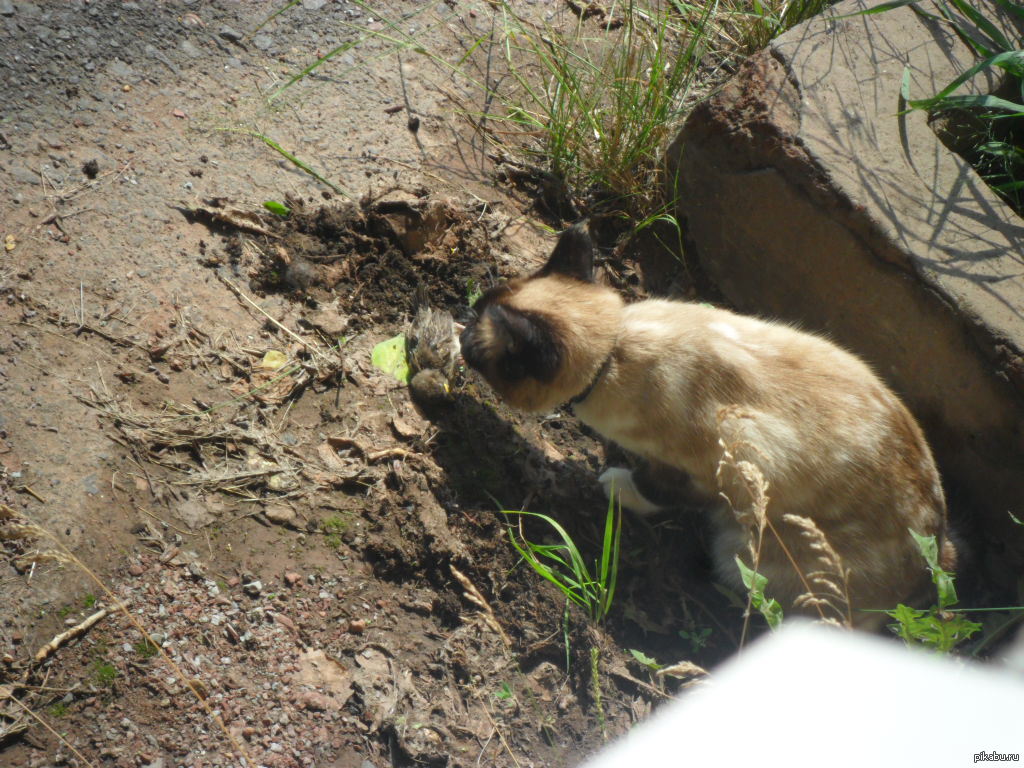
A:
678 625 713 653
134 639 160 659
494 681 514 701
735 556 784 630
47 701 69 718
322 513 349 550
504 492 621 623
92 660 118 687
887 530 982 653
628 648 664 673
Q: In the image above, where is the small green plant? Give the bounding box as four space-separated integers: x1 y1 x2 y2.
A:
678 625 713 653
47 701 69 718
134 639 160 659
887 530 982 653
735 556 784 630
494 682 514 701
466 277 483 308
628 648 664 673
92 660 119 686
504 492 621 623
322 514 349 550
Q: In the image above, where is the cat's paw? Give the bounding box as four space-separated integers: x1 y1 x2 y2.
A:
598 468 663 516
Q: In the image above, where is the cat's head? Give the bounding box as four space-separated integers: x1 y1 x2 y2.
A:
460 223 623 412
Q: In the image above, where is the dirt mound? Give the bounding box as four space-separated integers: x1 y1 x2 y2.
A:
222 196 502 331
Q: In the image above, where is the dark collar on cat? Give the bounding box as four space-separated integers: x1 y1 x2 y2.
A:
566 353 613 410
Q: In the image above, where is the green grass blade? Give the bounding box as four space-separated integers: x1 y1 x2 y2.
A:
832 0 923 19
250 132 350 197
268 39 364 102
907 51 1024 109
911 93 1024 115
945 0 1011 52
994 0 1024 21
251 0 300 36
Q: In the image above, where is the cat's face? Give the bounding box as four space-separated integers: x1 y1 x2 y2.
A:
460 224 622 412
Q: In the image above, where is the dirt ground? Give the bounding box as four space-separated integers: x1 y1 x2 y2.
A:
0 2 738 767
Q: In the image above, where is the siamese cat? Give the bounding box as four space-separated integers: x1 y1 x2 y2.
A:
460 224 956 628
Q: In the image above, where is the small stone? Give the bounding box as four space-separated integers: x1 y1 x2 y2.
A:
128 563 145 577
218 24 242 42
0 1 15 16
347 618 366 635
284 572 302 587
296 690 336 712
273 613 297 632
242 580 262 597
179 39 201 58
264 505 297 527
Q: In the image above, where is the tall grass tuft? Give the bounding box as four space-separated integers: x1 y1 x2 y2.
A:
476 1 718 221
504 492 622 624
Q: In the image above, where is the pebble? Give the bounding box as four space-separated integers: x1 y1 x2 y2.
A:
82 473 100 495
295 690 335 712
218 24 242 42
0 0 14 16
243 580 262 597
265 505 297 526
128 563 145 576
347 618 366 635
179 39 201 58
284 571 302 587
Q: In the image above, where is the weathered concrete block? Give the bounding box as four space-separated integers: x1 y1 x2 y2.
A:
670 0 1024 593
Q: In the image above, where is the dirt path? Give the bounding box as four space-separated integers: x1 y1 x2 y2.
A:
1 3 732 766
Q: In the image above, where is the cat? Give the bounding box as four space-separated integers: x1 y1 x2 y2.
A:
459 223 957 629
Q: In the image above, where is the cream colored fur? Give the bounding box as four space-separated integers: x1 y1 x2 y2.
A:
466 269 955 628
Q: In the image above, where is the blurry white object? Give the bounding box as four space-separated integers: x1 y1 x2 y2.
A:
583 622 1022 767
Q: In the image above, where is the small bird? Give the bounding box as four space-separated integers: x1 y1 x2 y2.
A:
405 285 458 406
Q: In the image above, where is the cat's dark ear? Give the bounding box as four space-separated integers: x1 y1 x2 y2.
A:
462 304 561 383
537 222 594 282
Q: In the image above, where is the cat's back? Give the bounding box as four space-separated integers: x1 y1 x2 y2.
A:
619 299 889 408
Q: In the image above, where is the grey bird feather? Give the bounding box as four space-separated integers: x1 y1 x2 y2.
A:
406 285 458 404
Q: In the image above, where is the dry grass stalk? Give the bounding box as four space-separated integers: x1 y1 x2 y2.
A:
715 430 770 647
450 564 512 647
782 513 852 628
